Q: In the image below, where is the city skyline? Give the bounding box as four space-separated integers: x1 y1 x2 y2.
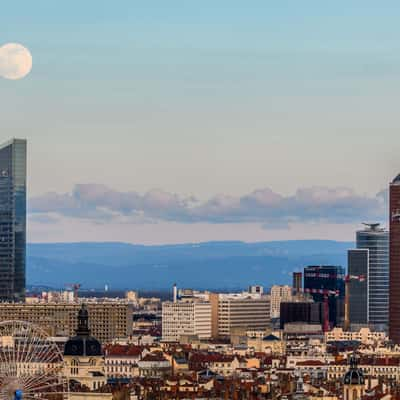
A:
2 2 400 243
3 4 400 400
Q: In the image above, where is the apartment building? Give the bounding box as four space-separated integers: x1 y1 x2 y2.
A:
162 299 212 342
0 302 132 342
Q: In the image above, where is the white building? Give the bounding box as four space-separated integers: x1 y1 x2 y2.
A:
162 299 212 342
125 290 138 303
270 285 292 319
248 285 264 295
104 344 146 379
42 290 75 303
211 291 271 337
325 327 387 345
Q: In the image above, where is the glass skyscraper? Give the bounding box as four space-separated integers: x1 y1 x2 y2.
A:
353 223 389 330
0 139 26 302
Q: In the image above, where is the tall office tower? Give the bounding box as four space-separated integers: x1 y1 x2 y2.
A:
0 139 26 302
348 249 369 325
303 265 345 327
354 223 389 329
292 272 303 295
390 174 400 343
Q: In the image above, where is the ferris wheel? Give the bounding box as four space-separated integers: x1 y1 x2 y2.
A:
0 320 68 400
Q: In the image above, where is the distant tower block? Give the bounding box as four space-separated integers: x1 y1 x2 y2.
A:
173 283 177 303
292 272 302 295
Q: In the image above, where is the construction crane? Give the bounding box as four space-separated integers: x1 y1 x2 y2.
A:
343 274 365 331
304 288 339 332
64 283 81 301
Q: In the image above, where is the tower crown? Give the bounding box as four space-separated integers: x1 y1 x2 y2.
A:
343 353 365 385
64 304 102 357
392 173 400 185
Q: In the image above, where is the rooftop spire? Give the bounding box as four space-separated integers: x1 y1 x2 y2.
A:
76 304 90 336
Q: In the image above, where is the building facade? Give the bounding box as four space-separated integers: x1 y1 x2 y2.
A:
350 223 389 329
162 300 212 342
303 265 345 327
326 327 387 345
348 249 369 325
211 293 271 338
280 301 323 329
390 174 400 344
0 302 132 342
104 344 144 379
270 285 292 319
0 138 26 302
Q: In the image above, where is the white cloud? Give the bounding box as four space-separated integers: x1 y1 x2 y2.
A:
29 183 387 228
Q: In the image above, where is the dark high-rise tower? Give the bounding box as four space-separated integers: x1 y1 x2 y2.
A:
389 174 400 343
303 265 345 327
0 139 26 302
348 249 369 325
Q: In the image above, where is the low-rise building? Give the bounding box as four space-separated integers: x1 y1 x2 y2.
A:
248 333 284 355
328 356 400 381
104 344 145 379
137 352 171 377
326 327 387 345
189 353 247 376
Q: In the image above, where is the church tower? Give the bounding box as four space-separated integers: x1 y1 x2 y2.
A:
343 354 365 400
64 304 106 391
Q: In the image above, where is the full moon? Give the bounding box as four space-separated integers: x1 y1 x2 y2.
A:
0 43 32 80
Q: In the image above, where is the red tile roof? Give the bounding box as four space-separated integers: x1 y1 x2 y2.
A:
296 360 326 366
141 352 168 362
105 344 143 357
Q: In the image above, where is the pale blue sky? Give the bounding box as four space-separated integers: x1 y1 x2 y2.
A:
1 1 400 243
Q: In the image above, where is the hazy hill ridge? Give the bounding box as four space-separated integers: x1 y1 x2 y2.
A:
27 240 353 290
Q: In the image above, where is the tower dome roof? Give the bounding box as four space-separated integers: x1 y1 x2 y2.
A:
64 304 102 357
343 354 364 385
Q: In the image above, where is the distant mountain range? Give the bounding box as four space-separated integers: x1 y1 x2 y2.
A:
27 240 353 290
